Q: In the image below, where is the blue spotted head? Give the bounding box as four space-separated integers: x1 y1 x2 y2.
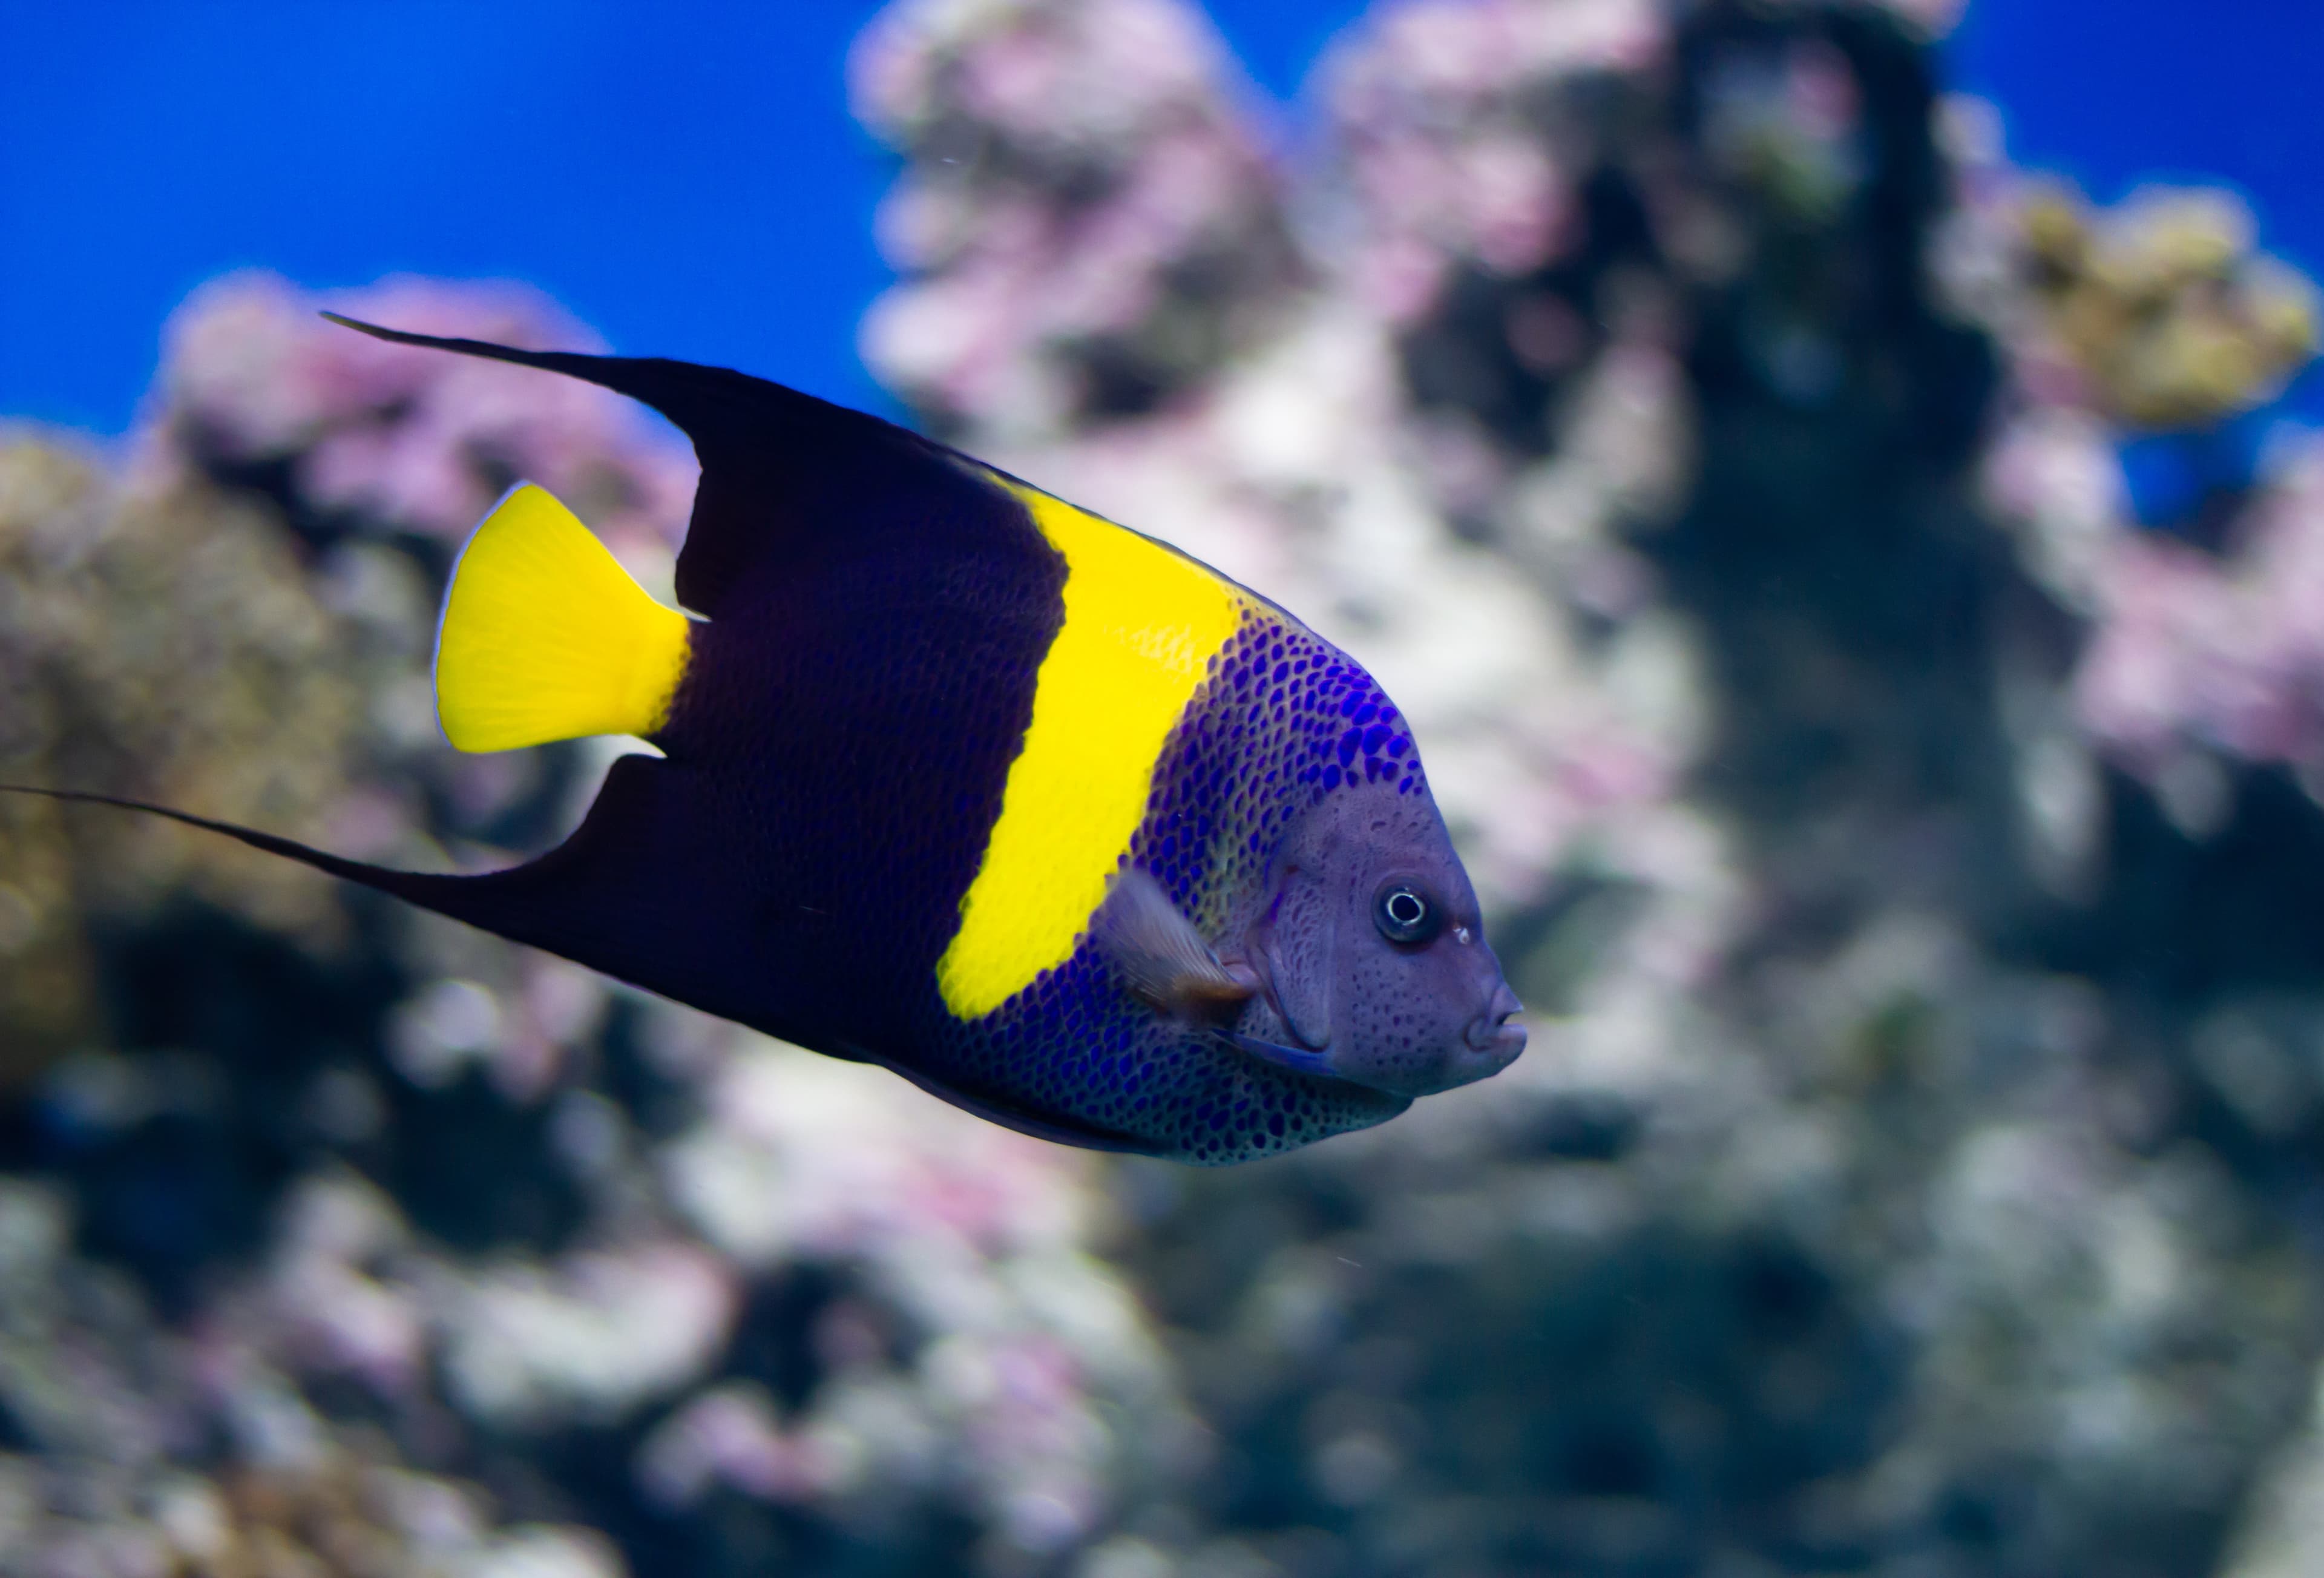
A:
1231 776 1525 1097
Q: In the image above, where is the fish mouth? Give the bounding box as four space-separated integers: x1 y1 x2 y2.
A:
1456 984 1527 1079
1420 1017 1522 1093
1463 1014 1523 1054
1474 1017 1527 1064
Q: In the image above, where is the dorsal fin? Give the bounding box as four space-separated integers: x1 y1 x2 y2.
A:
321 313 979 617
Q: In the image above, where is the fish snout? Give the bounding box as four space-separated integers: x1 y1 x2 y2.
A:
1459 981 1527 1074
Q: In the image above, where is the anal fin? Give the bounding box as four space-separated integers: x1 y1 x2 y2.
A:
852 1046 1164 1156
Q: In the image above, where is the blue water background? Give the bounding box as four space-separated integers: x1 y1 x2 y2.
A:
3 0 2322 433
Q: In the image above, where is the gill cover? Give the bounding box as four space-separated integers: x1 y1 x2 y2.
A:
1259 865 1336 1052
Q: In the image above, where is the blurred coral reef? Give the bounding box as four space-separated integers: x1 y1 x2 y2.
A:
11 1 2324 1574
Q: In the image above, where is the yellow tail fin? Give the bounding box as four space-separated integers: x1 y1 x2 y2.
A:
434 484 692 752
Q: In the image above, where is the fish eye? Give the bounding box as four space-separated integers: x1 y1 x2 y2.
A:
1373 881 1441 945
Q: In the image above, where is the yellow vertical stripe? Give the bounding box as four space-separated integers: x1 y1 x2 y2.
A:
936 482 1247 1019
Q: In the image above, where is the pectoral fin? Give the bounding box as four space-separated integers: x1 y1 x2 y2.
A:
1091 867 1256 1017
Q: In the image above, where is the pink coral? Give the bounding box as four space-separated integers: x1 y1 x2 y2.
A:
146 272 696 563
660 1037 1185 1550
852 0 1300 433
1324 0 1665 317
1958 144 2324 803
2076 454 2324 778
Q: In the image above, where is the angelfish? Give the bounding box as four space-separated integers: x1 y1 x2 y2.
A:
22 318 1525 1163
